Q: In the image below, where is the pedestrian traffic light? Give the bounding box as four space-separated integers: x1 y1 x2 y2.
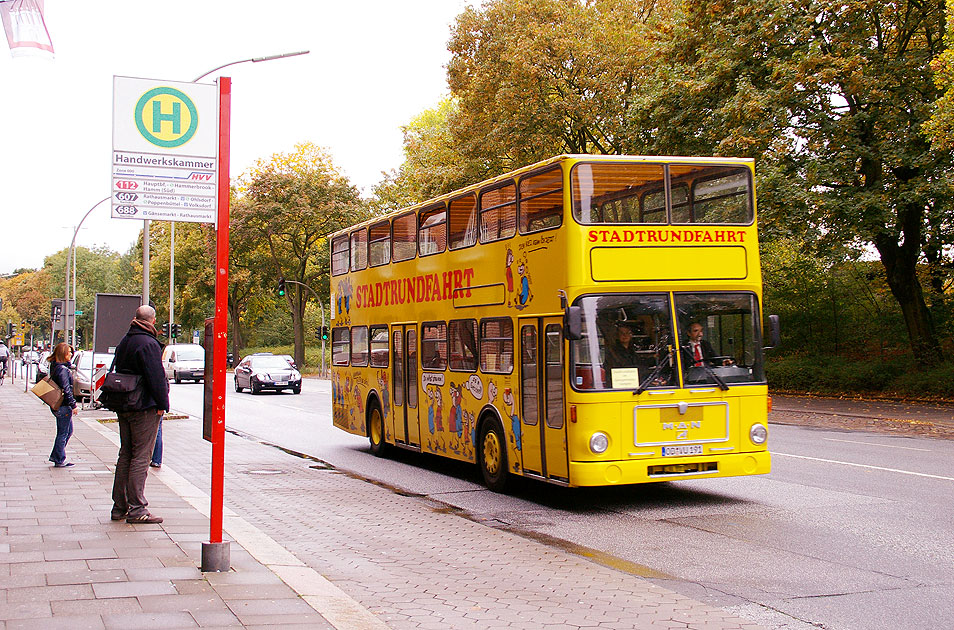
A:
161 322 169 336
278 278 286 296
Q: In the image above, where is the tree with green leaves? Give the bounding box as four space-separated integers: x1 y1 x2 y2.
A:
652 0 950 366
233 143 368 368
447 0 659 172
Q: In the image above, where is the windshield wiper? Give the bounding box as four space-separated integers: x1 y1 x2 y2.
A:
635 346 673 395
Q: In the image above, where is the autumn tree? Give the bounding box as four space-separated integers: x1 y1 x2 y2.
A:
233 143 367 368
447 0 659 172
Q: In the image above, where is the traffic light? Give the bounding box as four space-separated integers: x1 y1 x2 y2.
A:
161 322 169 336
5 322 12 337
278 278 286 296
314 328 320 340
171 323 181 338
320 326 329 341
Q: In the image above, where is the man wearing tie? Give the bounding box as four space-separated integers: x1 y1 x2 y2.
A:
682 322 734 369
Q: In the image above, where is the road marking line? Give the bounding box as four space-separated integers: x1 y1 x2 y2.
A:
774 452 954 481
821 437 931 452
81 417 389 630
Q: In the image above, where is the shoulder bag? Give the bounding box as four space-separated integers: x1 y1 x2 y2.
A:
98 356 144 412
31 376 64 411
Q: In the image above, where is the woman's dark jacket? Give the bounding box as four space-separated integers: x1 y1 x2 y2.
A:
112 325 170 412
49 361 76 410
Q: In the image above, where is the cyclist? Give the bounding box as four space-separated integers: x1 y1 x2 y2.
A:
0 342 9 384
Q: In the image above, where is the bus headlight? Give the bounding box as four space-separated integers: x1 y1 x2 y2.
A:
589 432 609 454
749 423 768 445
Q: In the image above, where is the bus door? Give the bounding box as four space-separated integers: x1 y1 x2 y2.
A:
391 325 421 447
518 317 568 482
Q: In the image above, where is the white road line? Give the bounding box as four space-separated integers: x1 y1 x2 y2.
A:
774 451 954 481
822 437 931 452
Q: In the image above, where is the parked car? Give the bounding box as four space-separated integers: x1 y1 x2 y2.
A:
233 353 302 394
161 343 206 383
70 350 115 401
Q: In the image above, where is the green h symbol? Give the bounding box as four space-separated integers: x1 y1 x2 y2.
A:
152 100 181 134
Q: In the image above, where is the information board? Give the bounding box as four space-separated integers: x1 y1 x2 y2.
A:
112 76 219 224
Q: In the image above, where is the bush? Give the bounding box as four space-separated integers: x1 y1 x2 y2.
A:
767 354 954 401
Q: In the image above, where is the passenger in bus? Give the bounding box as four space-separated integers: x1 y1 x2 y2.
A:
682 322 734 368
423 347 443 369
604 321 642 371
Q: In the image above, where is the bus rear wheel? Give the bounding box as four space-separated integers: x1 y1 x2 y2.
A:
479 417 510 493
368 403 388 457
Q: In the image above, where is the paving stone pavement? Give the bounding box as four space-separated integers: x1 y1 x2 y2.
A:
1 378 768 630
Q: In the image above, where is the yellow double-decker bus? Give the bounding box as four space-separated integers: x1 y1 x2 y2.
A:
329 155 777 491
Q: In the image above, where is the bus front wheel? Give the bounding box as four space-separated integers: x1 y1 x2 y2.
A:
479 416 510 493
368 403 388 457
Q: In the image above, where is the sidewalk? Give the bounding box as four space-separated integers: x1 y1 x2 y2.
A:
1 379 768 630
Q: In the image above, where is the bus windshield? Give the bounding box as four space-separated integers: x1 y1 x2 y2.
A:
571 162 753 224
570 292 765 391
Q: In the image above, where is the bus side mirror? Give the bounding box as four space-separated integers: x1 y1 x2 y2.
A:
564 306 583 341
763 314 781 349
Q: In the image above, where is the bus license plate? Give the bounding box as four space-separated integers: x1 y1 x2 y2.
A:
662 445 703 457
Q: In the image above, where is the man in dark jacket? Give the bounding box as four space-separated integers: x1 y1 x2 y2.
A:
110 305 169 524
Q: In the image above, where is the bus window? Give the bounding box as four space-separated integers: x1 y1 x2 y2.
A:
545 324 564 429
670 165 752 224
479 183 516 243
369 221 391 267
642 189 666 223
351 326 369 366
370 325 389 367
519 167 563 233
448 319 478 372
571 162 666 224
331 235 350 276
568 294 676 391
480 317 513 374
521 325 538 426
674 292 764 385
332 327 350 365
670 184 690 223
350 228 368 271
419 204 447 256
392 213 417 262
392 330 404 406
406 329 418 408
421 321 446 370
449 193 477 250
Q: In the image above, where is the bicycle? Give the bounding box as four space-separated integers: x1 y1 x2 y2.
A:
0 358 7 386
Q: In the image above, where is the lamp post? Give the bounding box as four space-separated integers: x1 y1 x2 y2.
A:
163 50 310 342
65 197 109 346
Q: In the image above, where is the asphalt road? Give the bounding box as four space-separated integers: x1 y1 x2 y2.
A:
167 379 954 630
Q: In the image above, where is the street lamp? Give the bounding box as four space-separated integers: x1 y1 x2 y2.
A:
65 197 109 346
162 50 311 338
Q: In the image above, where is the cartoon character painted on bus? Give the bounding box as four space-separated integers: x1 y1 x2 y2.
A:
425 385 446 453
503 387 521 452
377 370 390 421
505 248 515 303
448 382 464 439
515 255 533 310
336 278 353 321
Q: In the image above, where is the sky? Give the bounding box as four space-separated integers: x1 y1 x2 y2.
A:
0 0 475 275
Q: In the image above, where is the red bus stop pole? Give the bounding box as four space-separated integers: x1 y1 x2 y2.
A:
202 76 231 572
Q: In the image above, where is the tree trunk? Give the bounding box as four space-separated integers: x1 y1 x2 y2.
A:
227 300 246 358
874 235 943 368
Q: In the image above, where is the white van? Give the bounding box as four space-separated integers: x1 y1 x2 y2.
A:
161 343 206 383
